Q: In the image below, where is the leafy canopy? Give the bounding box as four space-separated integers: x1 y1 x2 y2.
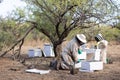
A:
23 0 119 44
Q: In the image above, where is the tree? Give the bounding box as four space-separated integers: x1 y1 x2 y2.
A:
0 12 33 59
23 0 119 57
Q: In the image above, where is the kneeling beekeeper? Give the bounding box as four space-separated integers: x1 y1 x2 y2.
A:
60 34 87 70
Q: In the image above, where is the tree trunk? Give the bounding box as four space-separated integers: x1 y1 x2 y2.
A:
53 43 62 70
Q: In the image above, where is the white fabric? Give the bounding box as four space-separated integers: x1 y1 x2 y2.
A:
26 69 50 74
76 34 87 43
61 37 83 69
97 40 108 63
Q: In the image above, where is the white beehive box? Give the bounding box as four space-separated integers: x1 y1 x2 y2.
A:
77 51 86 60
94 49 101 61
81 61 103 71
43 43 55 57
28 49 34 57
75 62 81 68
28 48 42 57
34 48 42 57
83 49 101 61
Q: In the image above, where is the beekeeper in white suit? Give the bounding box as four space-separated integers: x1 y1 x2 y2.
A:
60 34 87 69
95 33 108 64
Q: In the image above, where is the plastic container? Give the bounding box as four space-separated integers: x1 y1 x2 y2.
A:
34 48 42 57
28 49 34 57
43 43 55 57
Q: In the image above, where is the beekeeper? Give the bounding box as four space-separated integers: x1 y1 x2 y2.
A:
60 34 87 69
95 33 108 64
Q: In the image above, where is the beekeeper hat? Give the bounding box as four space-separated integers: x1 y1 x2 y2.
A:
95 33 104 42
76 34 87 43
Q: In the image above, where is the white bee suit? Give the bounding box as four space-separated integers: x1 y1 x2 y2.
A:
97 40 108 63
60 34 87 69
61 37 80 69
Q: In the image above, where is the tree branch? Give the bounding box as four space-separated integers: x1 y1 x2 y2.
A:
55 5 77 39
0 26 35 57
34 0 55 25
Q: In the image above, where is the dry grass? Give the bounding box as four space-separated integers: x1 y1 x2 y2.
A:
0 40 120 80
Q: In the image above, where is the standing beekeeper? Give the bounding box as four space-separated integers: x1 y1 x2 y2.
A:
94 33 108 64
60 34 87 69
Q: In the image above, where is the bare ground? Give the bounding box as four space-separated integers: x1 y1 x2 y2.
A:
0 41 120 80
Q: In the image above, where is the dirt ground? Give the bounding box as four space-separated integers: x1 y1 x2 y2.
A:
0 41 120 80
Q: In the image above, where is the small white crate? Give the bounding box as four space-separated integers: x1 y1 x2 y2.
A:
94 49 101 61
34 48 42 57
43 43 55 57
28 48 42 57
83 49 101 61
75 62 81 68
28 49 34 57
81 61 103 71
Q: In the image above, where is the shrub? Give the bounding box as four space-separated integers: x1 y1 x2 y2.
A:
66 26 120 42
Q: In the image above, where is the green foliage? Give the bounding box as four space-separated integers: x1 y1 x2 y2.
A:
0 31 15 50
101 27 120 42
24 0 118 37
85 27 120 42
0 16 30 51
67 26 120 42
67 28 82 40
27 29 49 41
70 27 120 42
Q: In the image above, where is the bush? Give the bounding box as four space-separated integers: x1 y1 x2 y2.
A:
66 26 120 42
0 31 16 50
101 27 120 42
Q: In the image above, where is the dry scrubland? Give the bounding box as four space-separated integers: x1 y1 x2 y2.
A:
0 40 120 80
